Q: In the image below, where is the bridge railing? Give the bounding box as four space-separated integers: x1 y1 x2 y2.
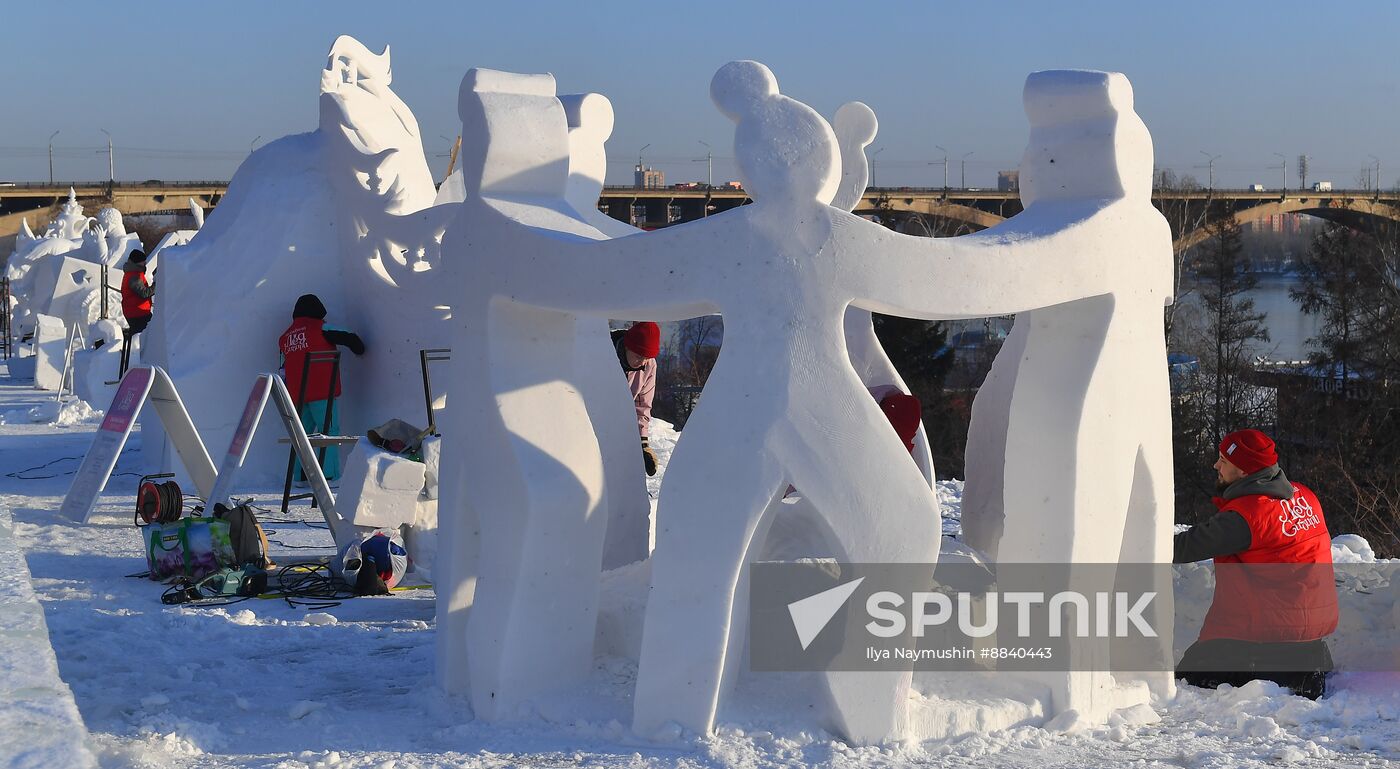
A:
0 181 229 190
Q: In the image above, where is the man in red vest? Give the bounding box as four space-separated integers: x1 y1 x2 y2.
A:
1174 428 1338 699
279 294 365 481
120 249 155 335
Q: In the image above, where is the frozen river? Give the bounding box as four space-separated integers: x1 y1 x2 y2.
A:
1179 274 1321 361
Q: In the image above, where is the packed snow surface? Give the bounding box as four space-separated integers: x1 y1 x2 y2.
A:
1 371 1397 767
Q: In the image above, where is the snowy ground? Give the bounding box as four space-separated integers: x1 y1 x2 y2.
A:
2 367 1398 768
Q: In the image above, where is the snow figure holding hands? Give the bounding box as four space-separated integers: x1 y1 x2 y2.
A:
827 99 937 484
441 61 1171 744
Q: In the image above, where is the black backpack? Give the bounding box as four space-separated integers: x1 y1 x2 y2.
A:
212 503 269 568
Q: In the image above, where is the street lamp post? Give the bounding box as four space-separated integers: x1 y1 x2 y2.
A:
48 130 59 185
932 145 949 193
99 129 114 186
1199 150 1220 192
696 140 712 188
1368 154 1381 198
871 147 884 187
1273 152 1286 196
636 143 651 188
961 151 974 189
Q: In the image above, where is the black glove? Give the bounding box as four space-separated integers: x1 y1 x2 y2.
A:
641 437 657 477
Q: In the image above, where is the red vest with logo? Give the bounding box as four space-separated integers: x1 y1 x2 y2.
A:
279 317 340 403
121 270 152 318
1199 482 1338 643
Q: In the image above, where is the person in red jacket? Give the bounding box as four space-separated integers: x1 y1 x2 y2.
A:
120 249 156 334
1174 428 1338 699
613 322 660 475
279 294 365 481
117 249 157 373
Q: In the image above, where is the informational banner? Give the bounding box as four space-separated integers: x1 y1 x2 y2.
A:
206 374 273 509
60 366 217 524
59 367 153 522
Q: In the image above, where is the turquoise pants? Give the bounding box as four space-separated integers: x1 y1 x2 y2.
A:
295 399 341 481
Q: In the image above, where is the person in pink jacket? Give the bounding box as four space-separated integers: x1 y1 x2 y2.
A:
614 321 660 475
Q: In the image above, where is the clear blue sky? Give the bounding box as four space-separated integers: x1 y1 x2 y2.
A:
4 0 1398 189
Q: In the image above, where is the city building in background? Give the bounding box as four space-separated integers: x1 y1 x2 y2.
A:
635 164 664 189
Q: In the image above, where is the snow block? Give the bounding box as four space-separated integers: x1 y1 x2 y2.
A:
5 352 36 382
33 314 68 391
338 439 426 530
421 435 442 500
0 508 98 768
404 496 439 580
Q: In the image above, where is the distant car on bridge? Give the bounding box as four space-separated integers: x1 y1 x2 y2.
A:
1248 183 1265 192
1312 181 1333 192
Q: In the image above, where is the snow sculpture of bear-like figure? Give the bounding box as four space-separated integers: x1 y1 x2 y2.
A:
440 61 1172 744
960 70 1177 715
558 91 654 568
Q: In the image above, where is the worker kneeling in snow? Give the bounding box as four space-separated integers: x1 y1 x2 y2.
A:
279 294 365 481
1173 429 1338 699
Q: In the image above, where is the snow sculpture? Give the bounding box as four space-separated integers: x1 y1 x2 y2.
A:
439 61 1172 744
319 35 456 418
153 35 650 580
959 70 1177 714
559 92 654 568
155 36 455 483
4 190 141 340
828 101 936 484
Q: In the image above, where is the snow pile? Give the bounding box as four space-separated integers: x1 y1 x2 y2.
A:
1332 533 1376 563
0 398 102 426
42 399 103 427
0 507 96 768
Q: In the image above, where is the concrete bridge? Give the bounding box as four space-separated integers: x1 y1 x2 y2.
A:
0 182 224 253
603 186 1400 249
4 182 1397 255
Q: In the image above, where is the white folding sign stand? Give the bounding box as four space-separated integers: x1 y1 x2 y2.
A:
202 373 340 537
205 373 274 510
61 365 217 524
267 374 341 534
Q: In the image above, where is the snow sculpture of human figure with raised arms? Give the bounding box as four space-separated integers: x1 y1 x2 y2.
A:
441 61 1170 744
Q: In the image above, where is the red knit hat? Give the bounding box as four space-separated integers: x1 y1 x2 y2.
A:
1219 429 1278 474
623 322 660 359
878 392 922 454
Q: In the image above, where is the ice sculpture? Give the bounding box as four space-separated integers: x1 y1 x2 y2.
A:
438 60 1173 744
